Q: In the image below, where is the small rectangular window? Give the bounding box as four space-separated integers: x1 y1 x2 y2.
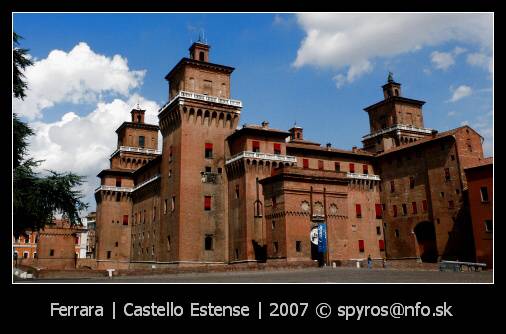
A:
204 235 213 250
409 176 415 189
375 204 382 219
116 177 122 187
171 196 176 212
484 220 493 232
217 167 222 174
349 163 355 173
139 136 145 147
235 185 240 199
355 204 362 218
204 196 212 210
412 202 417 214
303 159 309 169
295 241 302 252
164 199 168 214
334 162 340 172
390 180 395 193
107 251 111 259
252 140 260 152
480 187 489 202
402 204 407 216
378 240 385 251
169 145 173 162
444 168 451 181
358 240 365 252
273 242 279 253
395 229 400 238
393 205 398 217
363 165 368 174
318 160 324 170
50 249 55 256
376 226 381 235
274 143 281 155
123 215 128 225
205 143 213 158
205 166 212 173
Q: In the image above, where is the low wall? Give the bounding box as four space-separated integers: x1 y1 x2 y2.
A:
76 258 97 270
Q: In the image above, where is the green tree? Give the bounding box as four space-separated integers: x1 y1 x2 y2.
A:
13 32 88 237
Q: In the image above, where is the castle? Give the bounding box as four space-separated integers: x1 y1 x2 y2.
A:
94 41 487 269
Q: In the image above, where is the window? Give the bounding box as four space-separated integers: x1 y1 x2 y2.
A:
217 167 222 174
123 215 128 225
116 193 121 202
199 51 205 61
50 249 55 256
274 143 281 155
349 163 355 173
204 196 212 211
444 168 451 181
436 218 440 225
467 144 473 152
167 236 171 251
303 159 309 169
23 252 28 259
390 180 395 193
363 165 368 174
412 202 418 214
235 249 239 259
235 185 240 199
115 241 118 247
169 145 173 162
484 220 493 232
164 199 167 214
378 240 385 251
355 204 362 218
394 229 400 238
139 136 145 147
296 241 302 252
334 162 340 172
252 141 260 152
376 226 381 235
272 221 276 230
318 160 324 170
205 143 213 158
448 200 455 209
393 205 398 217
204 235 213 250
25 237 30 244
375 204 383 219
273 242 279 253
409 176 415 189
480 187 489 202
205 166 212 173
358 240 365 252
171 196 176 212
440 192 445 198
422 200 428 212
451 155 455 161
116 177 122 187
153 207 156 221
402 204 407 216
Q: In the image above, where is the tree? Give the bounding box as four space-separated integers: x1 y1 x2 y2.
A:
13 32 88 237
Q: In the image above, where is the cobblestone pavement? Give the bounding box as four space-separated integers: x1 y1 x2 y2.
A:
15 267 493 283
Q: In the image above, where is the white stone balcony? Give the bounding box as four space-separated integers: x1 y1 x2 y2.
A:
347 172 381 181
159 90 243 113
95 174 161 193
362 124 433 140
110 146 161 158
226 151 297 165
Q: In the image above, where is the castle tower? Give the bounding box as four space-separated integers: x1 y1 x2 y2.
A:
94 106 160 269
362 73 435 153
158 40 242 264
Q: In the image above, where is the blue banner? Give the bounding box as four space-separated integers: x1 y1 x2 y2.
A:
318 223 327 253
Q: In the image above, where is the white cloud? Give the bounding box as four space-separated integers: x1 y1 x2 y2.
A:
467 52 493 74
447 111 457 117
431 51 455 70
449 85 472 102
333 60 372 88
13 42 146 120
293 13 492 87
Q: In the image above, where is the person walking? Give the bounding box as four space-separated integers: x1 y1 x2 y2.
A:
367 255 372 269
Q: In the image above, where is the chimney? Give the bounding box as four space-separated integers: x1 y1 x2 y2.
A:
261 121 269 129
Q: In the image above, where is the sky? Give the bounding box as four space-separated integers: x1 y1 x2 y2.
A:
13 13 493 212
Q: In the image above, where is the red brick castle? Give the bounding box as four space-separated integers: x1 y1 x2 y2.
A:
94 41 489 269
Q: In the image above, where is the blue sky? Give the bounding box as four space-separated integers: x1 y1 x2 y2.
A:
13 13 493 210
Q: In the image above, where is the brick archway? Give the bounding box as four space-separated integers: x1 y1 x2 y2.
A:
414 221 438 263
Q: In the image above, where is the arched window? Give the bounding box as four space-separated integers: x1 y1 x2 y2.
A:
199 51 205 61
204 235 213 250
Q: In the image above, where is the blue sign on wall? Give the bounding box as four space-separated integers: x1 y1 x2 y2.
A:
318 223 327 253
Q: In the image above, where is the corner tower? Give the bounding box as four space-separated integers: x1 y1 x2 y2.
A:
362 73 435 153
94 106 160 269
158 40 242 265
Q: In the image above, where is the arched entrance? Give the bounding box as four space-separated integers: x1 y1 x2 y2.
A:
414 221 438 262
